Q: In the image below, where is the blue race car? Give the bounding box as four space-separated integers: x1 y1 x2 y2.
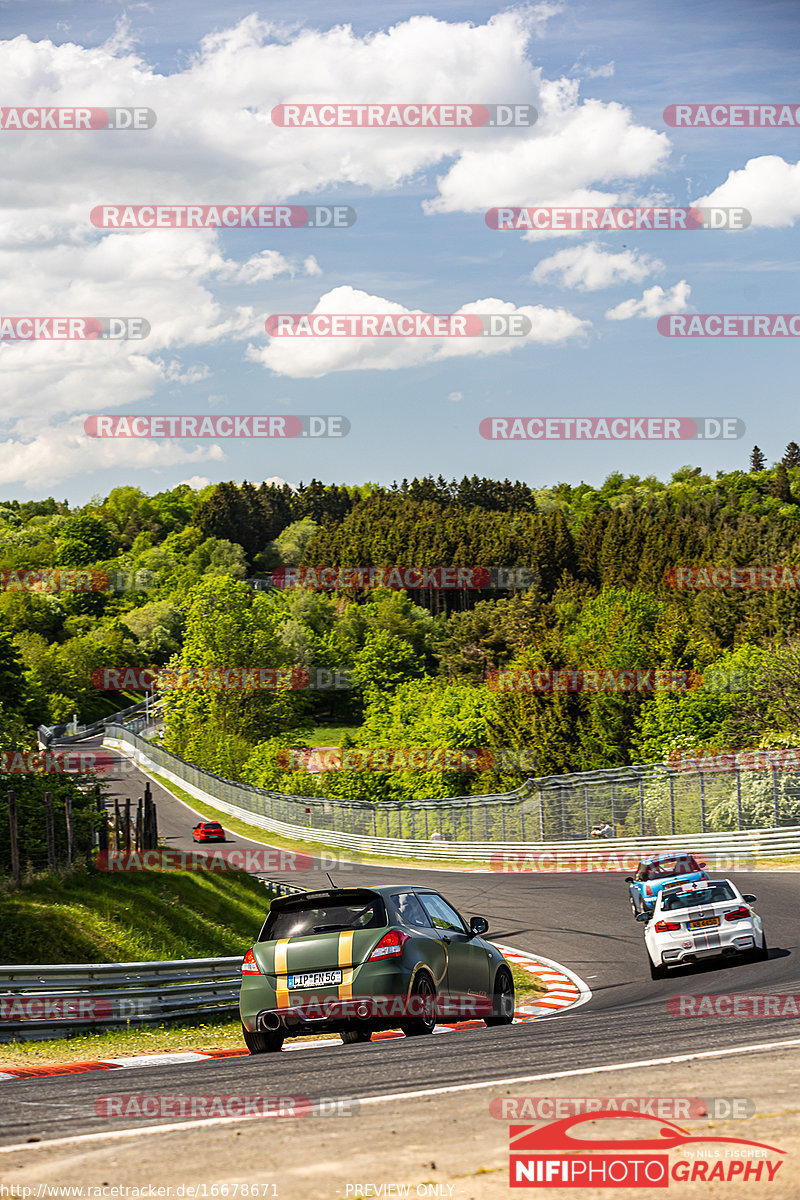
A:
625 852 708 916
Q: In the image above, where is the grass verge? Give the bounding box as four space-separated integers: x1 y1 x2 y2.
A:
0 863 269 964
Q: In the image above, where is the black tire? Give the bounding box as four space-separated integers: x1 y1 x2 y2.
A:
754 934 769 961
242 1023 284 1054
629 894 639 918
341 1029 372 1044
401 972 437 1037
649 955 668 980
485 967 515 1026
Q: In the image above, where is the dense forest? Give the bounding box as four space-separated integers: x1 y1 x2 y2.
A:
3 450 800 801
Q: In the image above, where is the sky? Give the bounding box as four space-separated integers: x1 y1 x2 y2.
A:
0 0 798 503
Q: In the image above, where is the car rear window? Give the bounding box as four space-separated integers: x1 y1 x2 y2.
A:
661 882 737 910
642 855 700 879
259 891 387 941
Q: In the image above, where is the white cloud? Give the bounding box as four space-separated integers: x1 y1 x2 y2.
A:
426 80 669 215
0 424 225 490
447 391 464 403
249 285 590 378
694 156 800 228
605 281 692 321
179 475 212 490
531 244 662 291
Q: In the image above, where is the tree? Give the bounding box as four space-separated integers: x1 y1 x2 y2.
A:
782 443 800 470
773 462 792 503
749 446 766 472
55 514 116 566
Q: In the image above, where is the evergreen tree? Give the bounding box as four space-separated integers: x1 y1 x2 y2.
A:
782 442 800 469
749 446 766 472
774 462 792 503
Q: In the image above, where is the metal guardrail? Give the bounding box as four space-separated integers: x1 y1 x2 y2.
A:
106 732 800 863
106 720 800 854
37 698 155 747
0 879 305 1041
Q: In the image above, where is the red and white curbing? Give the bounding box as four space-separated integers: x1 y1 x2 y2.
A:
494 943 591 1020
0 945 590 1082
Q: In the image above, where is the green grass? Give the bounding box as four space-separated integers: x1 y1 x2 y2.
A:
0 864 270 964
309 724 361 745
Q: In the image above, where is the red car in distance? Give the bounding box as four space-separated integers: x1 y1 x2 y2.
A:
192 821 226 843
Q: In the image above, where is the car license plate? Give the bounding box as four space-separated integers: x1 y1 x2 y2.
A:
688 917 720 929
662 881 683 890
287 970 342 989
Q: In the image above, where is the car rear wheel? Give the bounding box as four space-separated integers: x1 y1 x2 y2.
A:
340 1029 372 1044
752 934 769 961
242 1024 284 1054
629 894 639 917
401 973 437 1037
485 967 515 1026
648 955 668 980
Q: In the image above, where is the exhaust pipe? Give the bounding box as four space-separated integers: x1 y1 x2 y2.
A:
257 1011 283 1032
356 1003 369 1018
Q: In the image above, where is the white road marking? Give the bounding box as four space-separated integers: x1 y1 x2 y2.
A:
3 1037 800 1154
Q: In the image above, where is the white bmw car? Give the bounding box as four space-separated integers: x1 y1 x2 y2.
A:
637 878 767 979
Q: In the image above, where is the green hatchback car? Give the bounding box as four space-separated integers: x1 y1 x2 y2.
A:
239 884 515 1053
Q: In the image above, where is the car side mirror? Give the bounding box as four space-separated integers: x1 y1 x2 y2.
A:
698 861 707 869
635 911 651 922
742 894 757 904
625 876 634 883
469 916 489 937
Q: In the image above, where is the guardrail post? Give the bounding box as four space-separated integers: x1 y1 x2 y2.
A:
44 791 56 870
65 793 74 864
8 790 20 887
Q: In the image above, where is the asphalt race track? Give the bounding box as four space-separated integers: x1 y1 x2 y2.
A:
2 743 799 1146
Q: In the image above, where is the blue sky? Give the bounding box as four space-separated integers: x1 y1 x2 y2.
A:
0 0 798 502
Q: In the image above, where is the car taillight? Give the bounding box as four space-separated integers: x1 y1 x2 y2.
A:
369 929 409 961
654 920 681 933
724 906 750 922
242 948 261 975
644 885 653 896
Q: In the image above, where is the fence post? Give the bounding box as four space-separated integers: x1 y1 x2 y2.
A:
610 782 616 834
538 788 544 840
638 778 645 836
736 768 743 830
669 772 676 836
124 798 131 853
519 799 524 842
699 771 706 834
97 793 109 853
584 784 591 837
8 790 20 887
135 798 143 851
44 790 56 870
65 793 74 864
772 766 780 826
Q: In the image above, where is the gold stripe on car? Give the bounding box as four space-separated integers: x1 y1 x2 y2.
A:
275 938 290 1008
338 930 355 1000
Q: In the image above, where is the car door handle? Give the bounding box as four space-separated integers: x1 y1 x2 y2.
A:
442 935 451 944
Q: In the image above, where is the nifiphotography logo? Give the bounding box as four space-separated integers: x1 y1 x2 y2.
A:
508 1111 785 1187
